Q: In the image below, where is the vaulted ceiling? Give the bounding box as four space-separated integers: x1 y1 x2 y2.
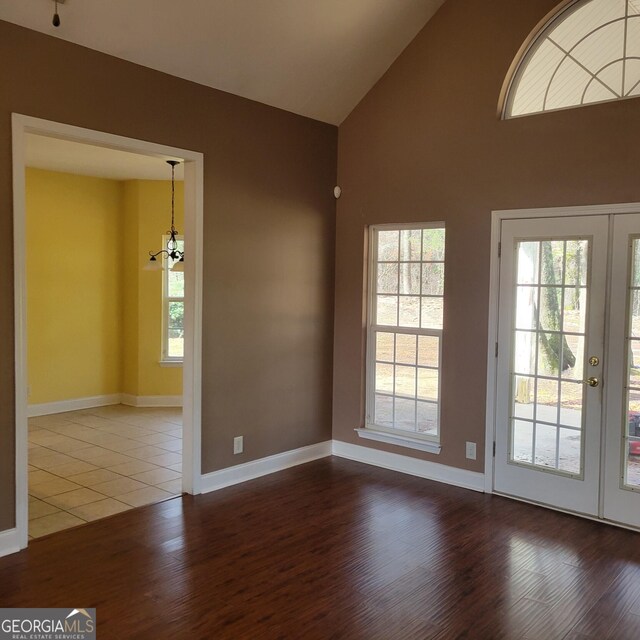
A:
0 0 444 124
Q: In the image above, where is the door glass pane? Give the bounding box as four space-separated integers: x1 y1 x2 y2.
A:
537 332 559 377
558 428 582 475
560 381 583 428
539 287 563 332
512 420 534 464
540 240 565 285
631 291 640 338
563 287 587 334
536 378 559 425
514 332 536 375
561 334 585 380
534 423 558 469
626 389 640 488
564 240 588 286
517 242 540 285
513 375 534 420
625 239 640 488
515 287 538 330
510 238 589 476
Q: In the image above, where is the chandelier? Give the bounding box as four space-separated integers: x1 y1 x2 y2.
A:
145 160 184 272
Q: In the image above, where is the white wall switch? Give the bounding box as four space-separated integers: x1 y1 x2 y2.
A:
233 436 243 455
466 441 477 460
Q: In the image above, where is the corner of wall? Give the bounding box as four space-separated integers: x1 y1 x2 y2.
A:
121 180 140 396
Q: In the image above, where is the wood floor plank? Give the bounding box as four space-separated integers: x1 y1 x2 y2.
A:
2 457 640 639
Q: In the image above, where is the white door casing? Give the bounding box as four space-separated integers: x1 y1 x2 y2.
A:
12 114 204 550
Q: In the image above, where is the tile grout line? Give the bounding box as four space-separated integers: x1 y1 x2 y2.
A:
28 405 183 538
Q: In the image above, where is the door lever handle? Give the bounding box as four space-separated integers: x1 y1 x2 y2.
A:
584 377 600 388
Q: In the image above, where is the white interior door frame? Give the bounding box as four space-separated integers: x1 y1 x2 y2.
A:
12 113 204 550
485 202 640 496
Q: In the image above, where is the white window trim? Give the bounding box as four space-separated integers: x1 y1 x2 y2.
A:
159 360 183 368
161 234 184 363
355 428 442 454
503 0 640 120
361 222 445 453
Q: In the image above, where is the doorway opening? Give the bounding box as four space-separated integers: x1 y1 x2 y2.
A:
12 115 204 548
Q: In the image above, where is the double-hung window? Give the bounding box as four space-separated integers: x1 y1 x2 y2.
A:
162 235 185 363
363 224 446 453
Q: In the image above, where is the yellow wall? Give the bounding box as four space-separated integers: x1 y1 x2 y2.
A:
121 181 140 396
27 169 182 404
26 169 124 404
122 180 184 397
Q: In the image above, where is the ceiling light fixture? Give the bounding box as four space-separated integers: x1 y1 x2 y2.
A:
144 160 184 272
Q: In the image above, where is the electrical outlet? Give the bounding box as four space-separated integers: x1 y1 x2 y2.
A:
233 436 243 455
466 441 477 460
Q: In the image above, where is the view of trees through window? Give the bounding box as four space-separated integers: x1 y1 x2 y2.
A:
511 239 588 474
369 225 445 439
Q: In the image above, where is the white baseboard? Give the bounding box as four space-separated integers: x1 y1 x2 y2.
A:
0 528 20 558
28 393 182 416
201 441 332 493
332 440 485 493
120 394 182 408
28 394 122 417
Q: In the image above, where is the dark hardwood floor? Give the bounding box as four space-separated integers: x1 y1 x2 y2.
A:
1 457 640 639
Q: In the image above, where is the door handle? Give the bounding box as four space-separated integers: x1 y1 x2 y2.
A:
585 377 600 388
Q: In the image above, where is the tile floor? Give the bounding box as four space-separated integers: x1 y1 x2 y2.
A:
28 404 182 539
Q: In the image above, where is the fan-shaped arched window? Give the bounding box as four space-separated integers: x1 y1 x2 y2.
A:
505 0 640 118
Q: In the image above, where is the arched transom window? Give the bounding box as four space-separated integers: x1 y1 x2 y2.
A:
505 0 640 117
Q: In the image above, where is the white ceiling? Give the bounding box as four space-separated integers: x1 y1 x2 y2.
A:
26 134 185 181
0 0 444 124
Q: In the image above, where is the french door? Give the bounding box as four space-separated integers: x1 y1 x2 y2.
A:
494 213 640 528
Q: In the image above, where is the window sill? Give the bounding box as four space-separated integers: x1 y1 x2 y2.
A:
159 360 183 368
355 428 442 454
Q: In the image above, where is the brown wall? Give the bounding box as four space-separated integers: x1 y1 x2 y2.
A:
334 0 640 471
0 21 337 532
